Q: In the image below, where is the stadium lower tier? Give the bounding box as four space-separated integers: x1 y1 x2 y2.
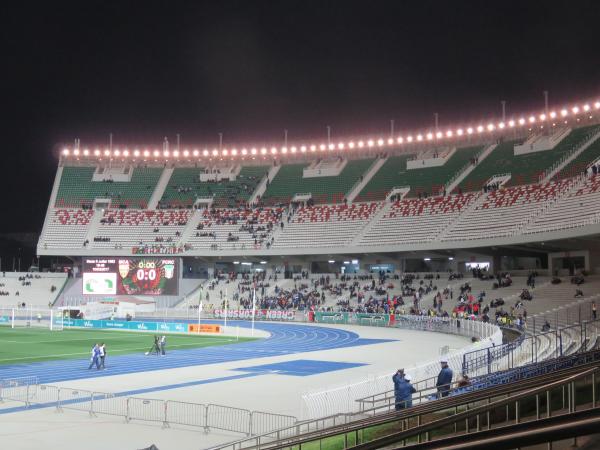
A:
38 174 600 254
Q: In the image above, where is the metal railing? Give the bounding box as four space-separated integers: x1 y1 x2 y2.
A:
354 320 599 414
300 316 501 419
0 380 296 436
212 317 600 450
212 351 600 450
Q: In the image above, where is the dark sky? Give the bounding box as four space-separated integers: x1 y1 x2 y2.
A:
2 0 599 233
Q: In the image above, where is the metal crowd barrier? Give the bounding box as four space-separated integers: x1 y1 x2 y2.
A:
0 381 296 437
0 376 38 403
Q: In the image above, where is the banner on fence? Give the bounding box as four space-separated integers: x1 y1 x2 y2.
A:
213 309 296 321
188 324 221 333
313 312 394 325
63 318 187 333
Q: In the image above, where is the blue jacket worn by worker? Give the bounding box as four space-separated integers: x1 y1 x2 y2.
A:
392 373 416 409
436 366 453 396
88 344 100 370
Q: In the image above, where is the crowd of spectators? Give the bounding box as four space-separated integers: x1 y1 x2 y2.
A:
193 206 283 249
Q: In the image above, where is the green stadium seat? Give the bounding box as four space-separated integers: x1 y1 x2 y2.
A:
554 127 600 180
262 158 374 205
459 125 600 192
356 145 483 201
55 166 162 208
160 165 269 208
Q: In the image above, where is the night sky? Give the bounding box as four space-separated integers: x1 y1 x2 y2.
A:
2 0 599 234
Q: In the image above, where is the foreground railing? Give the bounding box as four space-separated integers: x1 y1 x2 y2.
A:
300 315 502 419
0 379 296 436
212 349 600 450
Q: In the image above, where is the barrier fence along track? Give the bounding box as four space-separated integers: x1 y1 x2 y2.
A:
0 376 38 403
0 380 297 436
301 316 502 419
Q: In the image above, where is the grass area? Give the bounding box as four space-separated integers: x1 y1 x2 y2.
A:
0 326 257 365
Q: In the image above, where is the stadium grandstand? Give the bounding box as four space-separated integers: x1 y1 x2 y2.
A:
2 95 600 450
40 97 600 257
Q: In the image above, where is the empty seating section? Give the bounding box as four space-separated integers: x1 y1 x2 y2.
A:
404 146 483 197
187 207 284 250
0 273 67 307
272 203 381 248
460 126 598 192
355 155 413 201
356 146 483 201
457 140 520 192
442 180 574 241
358 194 478 246
56 166 161 208
554 130 600 180
261 159 374 205
40 209 93 249
519 276 600 320
525 174 600 234
92 210 191 248
160 166 269 208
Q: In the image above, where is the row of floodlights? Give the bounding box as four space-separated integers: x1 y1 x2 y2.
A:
62 101 600 158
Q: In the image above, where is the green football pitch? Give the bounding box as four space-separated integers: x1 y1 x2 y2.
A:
0 326 257 365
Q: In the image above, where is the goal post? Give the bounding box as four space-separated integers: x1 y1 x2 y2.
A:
0 308 64 331
50 309 64 331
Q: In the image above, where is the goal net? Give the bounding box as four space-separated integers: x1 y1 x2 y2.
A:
0 308 64 331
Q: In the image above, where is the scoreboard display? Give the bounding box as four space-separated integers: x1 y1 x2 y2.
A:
83 257 178 296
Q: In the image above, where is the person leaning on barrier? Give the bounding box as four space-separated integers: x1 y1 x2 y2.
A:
436 358 453 398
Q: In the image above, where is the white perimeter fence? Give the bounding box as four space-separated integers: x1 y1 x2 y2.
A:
0 376 296 437
301 316 502 419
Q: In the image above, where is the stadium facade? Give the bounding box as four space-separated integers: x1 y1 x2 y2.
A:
38 96 600 287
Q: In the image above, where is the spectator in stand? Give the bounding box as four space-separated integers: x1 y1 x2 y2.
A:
392 369 415 410
436 359 453 397
457 374 471 387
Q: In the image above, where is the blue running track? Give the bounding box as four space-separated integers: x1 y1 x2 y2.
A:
0 319 394 384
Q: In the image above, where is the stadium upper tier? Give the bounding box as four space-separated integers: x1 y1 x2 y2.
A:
39 172 600 255
41 113 600 255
